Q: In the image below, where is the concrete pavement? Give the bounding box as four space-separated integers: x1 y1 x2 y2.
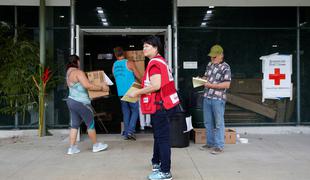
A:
0 130 310 180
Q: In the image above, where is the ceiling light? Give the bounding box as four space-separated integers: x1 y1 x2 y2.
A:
203 14 212 21
207 10 212 14
98 14 106 19
59 15 64 18
96 7 104 14
101 18 107 22
300 22 307 26
272 45 278 48
209 6 214 9
129 45 135 48
103 22 108 26
201 22 207 27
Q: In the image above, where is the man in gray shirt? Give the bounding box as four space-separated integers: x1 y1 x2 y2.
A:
200 44 231 154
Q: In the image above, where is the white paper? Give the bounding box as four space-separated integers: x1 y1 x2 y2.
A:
183 61 198 69
184 116 193 133
104 73 114 86
192 77 208 88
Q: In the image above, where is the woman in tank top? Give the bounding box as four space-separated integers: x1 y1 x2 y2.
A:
66 55 109 155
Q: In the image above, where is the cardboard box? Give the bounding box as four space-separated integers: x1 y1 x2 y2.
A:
86 71 109 99
225 128 236 144
193 128 206 144
193 128 236 144
125 50 144 61
132 60 145 78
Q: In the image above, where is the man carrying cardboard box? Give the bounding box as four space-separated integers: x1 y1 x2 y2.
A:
112 47 142 140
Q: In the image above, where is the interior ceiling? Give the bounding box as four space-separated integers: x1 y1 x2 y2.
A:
179 7 297 27
76 0 172 27
74 1 298 28
0 2 306 29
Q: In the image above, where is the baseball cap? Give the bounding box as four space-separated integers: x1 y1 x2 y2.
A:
208 44 224 57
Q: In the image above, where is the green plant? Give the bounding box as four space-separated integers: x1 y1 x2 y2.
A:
0 23 39 115
32 65 53 136
0 23 61 135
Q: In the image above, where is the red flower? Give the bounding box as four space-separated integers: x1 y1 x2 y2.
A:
42 67 51 84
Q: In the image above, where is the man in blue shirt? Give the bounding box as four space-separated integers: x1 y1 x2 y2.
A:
112 47 142 140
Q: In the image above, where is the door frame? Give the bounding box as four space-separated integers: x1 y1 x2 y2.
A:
75 25 173 71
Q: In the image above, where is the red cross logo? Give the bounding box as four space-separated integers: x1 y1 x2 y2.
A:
269 68 285 85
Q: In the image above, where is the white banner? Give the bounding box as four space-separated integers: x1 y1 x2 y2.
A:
260 53 293 102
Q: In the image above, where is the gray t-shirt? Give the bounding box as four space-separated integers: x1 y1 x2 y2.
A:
204 61 231 101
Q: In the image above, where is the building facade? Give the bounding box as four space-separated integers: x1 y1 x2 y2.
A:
0 0 310 130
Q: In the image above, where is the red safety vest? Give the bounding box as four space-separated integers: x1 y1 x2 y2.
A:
140 56 180 114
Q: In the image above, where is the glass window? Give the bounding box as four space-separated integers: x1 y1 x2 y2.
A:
300 7 310 28
179 7 297 28
300 7 310 123
178 28 297 125
53 7 70 27
18 6 39 27
0 113 14 127
53 29 70 126
300 29 310 123
0 6 14 26
76 0 172 27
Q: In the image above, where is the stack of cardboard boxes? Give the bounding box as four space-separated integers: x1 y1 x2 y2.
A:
125 50 145 78
125 50 144 60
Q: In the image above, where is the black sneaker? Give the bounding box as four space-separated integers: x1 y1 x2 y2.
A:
211 148 224 155
199 144 213 151
128 133 136 141
123 136 130 140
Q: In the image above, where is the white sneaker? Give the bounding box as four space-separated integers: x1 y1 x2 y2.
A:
92 142 108 153
67 145 80 155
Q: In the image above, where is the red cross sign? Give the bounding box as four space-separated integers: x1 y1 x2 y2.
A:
269 68 286 85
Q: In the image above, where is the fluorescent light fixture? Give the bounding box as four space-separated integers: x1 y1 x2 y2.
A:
300 22 307 26
85 53 91 56
272 45 278 48
209 6 214 8
97 7 108 26
207 10 212 14
201 22 207 26
98 14 105 18
129 45 135 48
96 7 104 14
203 14 211 20
59 15 64 18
